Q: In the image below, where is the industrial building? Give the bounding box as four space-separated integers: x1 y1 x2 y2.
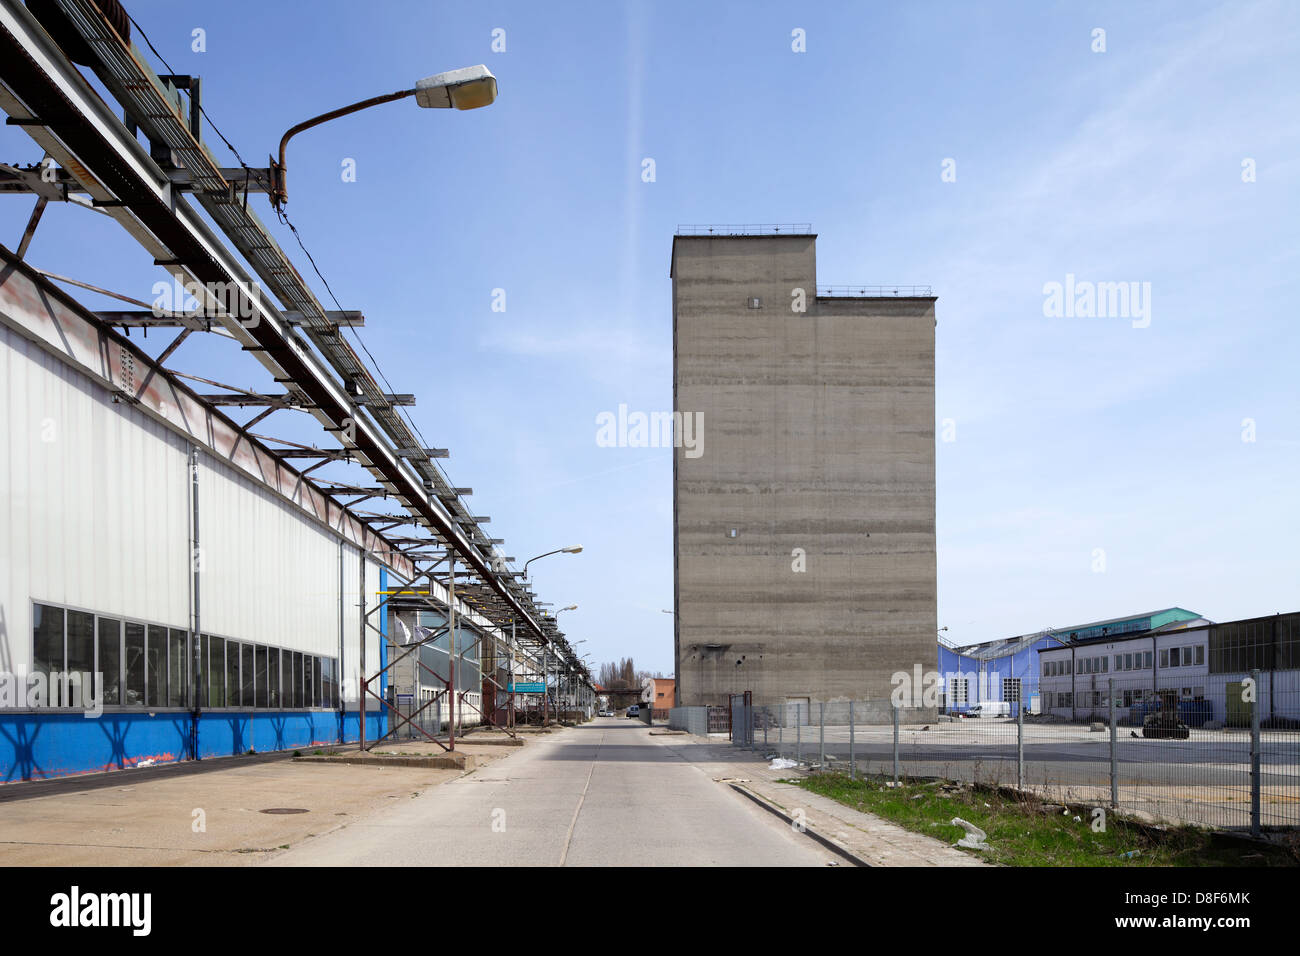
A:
938 607 1203 716
1039 610 1299 726
671 227 937 723
0 0 590 781
642 676 675 719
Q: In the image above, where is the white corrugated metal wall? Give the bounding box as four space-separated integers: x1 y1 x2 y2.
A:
1 324 190 674
198 459 342 653
1 319 388 697
338 541 379 708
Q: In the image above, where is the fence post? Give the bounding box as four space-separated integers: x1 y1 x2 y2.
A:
849 700 856 780
1251 667 1261 837
1016 696 1024 790
819 702 825 766
892 701 900 787
796 703 802 765
1108 677 1117 809
763 707 769 751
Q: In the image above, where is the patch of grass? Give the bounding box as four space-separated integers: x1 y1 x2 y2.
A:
794 773 1299 867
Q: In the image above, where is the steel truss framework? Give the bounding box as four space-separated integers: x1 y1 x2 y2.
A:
0 0 592 751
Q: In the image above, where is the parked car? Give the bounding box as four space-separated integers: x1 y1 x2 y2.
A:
626 705 640 718
598 709 612 717
968 702 1010 719
1142 710 1191 739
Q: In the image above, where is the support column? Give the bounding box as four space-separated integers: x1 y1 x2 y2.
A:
359 554 366 752
447 548 456 751
189 445 202 762
337 540 344 744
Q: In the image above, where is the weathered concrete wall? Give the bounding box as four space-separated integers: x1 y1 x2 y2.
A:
668 706 710 736
671 234 937 722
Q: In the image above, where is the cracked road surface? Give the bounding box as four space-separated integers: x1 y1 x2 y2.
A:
266 718 836 866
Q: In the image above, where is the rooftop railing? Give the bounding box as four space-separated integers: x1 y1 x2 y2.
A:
818 284 933 297
675 223 813 236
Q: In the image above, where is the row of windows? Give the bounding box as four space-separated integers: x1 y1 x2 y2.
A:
1049 687 1206 709
1043 658 1089 676
945 678 1022 705
1160 645 1204 669
32 602 339 710
1115 651 1156 672
1044 656 1114 676
1069 618 1151 642
1043 646 1205 677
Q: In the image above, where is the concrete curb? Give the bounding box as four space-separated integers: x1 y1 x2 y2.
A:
728 782 870 867
293 753 471 770
447 737 525 747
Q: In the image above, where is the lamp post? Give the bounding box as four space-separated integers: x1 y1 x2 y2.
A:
523 546 583 580
523 548 580 722
270 65 498 207
662 609 683 705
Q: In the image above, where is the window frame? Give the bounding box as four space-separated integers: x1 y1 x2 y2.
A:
29 601 342 714
29 600 190 711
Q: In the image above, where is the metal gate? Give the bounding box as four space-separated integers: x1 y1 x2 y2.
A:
707 705 731 734
729 692 753 746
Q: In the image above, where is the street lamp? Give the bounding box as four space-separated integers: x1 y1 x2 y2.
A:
270 65 497 206
523 546 583 579
522 549 579 726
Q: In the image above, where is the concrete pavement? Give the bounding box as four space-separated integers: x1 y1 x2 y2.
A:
266 717 839 866
0 753 476 865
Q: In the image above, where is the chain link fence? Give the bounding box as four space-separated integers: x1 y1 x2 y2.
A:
722 672 1299 833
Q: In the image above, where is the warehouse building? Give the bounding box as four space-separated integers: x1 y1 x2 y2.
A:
1039 615 1211 722
937 631 1049 717
1039 610 1299 726
939 607 1203 716
671 227 937 723
1 255 389 778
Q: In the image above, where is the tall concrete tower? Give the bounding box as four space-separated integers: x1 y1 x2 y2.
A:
671 229 937 723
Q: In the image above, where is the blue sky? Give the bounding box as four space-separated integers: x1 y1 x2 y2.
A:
3 0 1297 671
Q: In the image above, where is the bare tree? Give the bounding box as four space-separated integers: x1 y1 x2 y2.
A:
599 658 641 690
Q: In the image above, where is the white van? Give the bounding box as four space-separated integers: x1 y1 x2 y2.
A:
968 701 1010 718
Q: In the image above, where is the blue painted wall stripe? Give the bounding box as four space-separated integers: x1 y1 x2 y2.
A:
1 711 379 783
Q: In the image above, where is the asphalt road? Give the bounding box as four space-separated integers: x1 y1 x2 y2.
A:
267 718 836 866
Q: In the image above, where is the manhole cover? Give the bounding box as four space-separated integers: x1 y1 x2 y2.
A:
260 808 309 815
